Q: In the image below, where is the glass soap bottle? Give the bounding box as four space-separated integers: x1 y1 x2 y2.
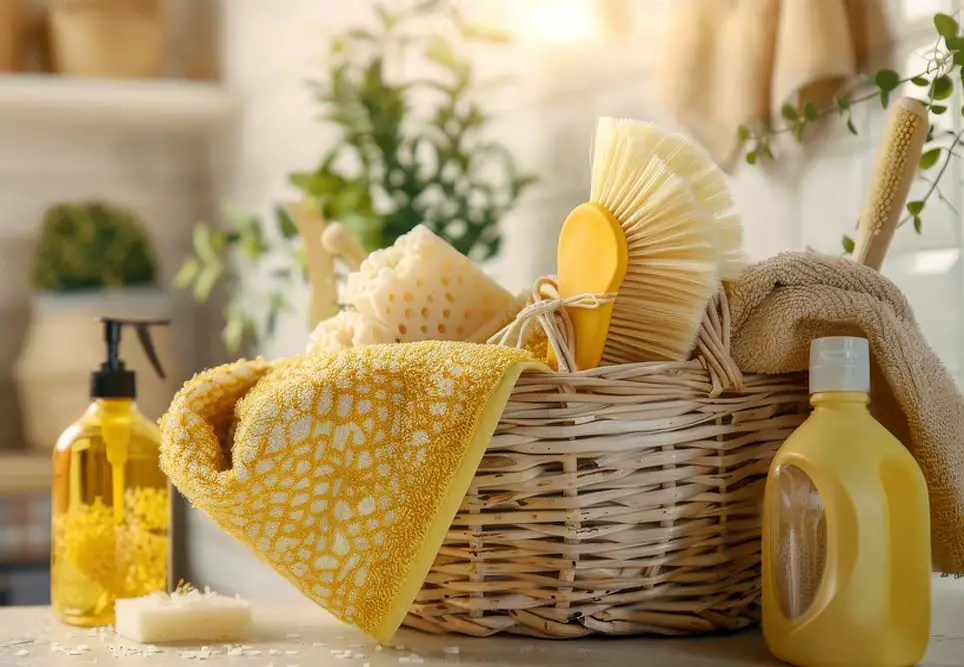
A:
762 336 931 666
51 317 172 627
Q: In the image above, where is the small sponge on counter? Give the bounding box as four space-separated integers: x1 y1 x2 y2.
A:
114 586 252 644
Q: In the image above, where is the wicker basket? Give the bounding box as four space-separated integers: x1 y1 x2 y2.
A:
405 288 810 638
49 0 166 78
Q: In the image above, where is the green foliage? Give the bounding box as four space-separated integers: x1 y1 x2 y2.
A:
175 0 536 354
175 205 305 355
290 0 537 257
31 201 157 292
737 11 964 255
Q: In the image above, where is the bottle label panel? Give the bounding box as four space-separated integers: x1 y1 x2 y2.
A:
771 464 827 620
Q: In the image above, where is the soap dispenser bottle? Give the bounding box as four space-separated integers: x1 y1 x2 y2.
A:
51 317 172 627
762 336 931 667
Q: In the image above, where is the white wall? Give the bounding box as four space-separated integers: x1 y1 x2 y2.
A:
0 121 216 450
184 0 964 597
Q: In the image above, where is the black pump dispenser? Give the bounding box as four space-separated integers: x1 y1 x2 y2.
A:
90 318 170 399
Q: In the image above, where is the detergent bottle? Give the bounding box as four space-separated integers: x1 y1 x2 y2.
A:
762 336 931 666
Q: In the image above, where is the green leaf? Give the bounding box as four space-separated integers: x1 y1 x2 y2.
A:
737 124 751 141
846 117 859 135
347 28 376 41
932 103 948 115
803 101 819 121
947 35 964 51
460 24 512 43
426 37 457 70
834 95 851 111
906 200 925 216
911 76 929 86
935 13 959 39
842 234 855 254
914 216 923 234
173 258 199 289
294 246 308 280
793 122 806 143
874 68 900 92
746 150 758 165
192 224 217 263
374 3 396 29
223 313 244 355
275 204 299 239
781 103 799 121
879 90 890 108
193 262 223 302
931 75 953 100
919 148 941 169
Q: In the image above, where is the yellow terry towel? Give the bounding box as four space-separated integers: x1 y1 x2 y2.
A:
658 0 892 168
728 251 964 573
159 341 539 641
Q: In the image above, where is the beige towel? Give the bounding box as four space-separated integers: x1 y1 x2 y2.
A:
658 0 892 169
728 251 964 573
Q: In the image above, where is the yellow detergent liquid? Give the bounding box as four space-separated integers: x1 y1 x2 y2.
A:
762 336 931 667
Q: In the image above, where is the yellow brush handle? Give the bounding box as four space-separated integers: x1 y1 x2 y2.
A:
853 97 928 271
555 202 628 370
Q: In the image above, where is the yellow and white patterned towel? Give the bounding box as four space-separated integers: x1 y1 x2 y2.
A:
159 341 539 641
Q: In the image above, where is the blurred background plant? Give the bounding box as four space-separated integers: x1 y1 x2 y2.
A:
738 11 964 254
31 201 157 292
174 0 538 354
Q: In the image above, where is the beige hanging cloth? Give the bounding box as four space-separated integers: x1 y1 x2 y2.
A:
657 0 893 169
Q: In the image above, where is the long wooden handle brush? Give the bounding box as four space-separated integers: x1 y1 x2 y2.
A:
556 117 745 369
852 97 928 271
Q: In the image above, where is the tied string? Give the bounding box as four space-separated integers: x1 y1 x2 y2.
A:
488 276 615 373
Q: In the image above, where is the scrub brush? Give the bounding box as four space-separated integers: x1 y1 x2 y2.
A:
556 117 745 369
852 97 928 271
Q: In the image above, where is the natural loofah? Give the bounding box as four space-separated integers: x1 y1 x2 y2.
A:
160 342 540 641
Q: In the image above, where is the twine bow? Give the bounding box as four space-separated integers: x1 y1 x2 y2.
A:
488 276 615 373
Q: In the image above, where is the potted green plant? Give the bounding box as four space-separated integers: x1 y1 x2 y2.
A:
175 0 538 355
14 201 180 451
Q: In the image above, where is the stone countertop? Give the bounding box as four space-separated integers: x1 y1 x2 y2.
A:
2 576 964 666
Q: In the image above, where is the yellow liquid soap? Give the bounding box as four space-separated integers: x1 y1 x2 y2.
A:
50 317 172 627
762 337 931 667
51 399 169 627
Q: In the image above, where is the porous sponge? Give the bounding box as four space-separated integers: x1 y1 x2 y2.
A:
344 225 516 342
307 310 394 354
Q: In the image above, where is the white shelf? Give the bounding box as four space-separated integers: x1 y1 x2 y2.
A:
0 75 236 132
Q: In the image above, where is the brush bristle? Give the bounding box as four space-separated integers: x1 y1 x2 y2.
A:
599 118 747 280
866 104 925 234
589 117 723 362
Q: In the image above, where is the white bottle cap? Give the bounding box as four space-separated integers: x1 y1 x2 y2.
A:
809 336 870 394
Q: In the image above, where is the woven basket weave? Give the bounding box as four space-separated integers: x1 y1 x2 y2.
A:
405 288 810 638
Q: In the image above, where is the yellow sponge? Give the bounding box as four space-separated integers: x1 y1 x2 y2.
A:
344 225 516 342
307 310 394 353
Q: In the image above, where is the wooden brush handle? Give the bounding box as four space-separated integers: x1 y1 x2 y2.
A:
853 97 928 271
286 201 339 327
322 223 368 270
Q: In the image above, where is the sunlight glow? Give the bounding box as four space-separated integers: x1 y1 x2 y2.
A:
501 0 605 43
